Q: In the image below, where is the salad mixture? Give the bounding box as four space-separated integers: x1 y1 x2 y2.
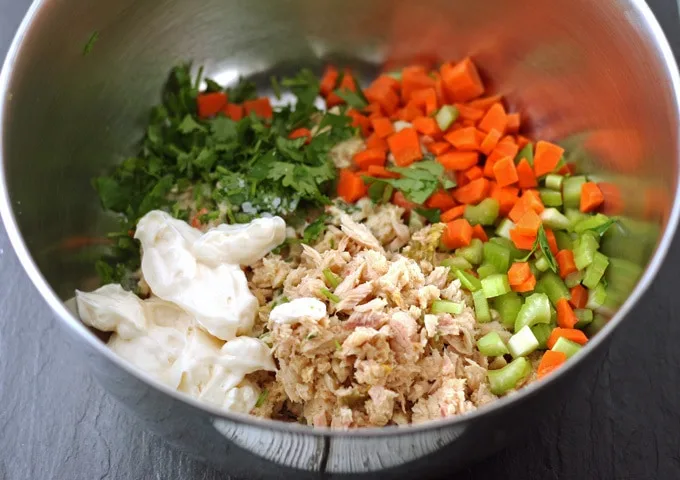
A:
76 58 635 428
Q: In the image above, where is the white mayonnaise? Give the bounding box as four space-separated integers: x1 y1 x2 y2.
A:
269 298 327 325
134 210 286 341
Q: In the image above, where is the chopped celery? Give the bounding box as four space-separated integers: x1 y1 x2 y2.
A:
564 271 584 288
564 208 589 227
431 299 464 315
545 174 564 191
477 331 509 357
515 143 534 166
489 237 524 261
465 198 500 226
477 263 498 279
582 251 609 289
574 308 594 328
534 254 550 272
495 218 516 240
441 256 473 274
600 217 658 265
481 273 511 298
573 232 600 270
585 313 608 336
554 231 574 251
586 282 607 309
322 268 341 289
455 269 482 291
574 213 611 234
535 271 570 306
514 292 551 332
483 241 511 273
472 289 492 322
531 323 553 349
551 337 582 358
550 305 557 324
562 175 587 208
456 238 483 265
540 208 571 231
604 257 643 307
508 325 540 357
320 288 340 303
435 105 459 131
488 357 531 395
539 189 563 207
494 292 524 329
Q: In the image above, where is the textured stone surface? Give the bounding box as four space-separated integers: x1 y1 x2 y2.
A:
1 1 679 478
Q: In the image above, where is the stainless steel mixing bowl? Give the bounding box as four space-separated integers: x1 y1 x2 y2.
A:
1 0 679 477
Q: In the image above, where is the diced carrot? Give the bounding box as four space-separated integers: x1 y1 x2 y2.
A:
490 183 519 198
480 128 502 155
326 69 358 108
453 177 490 204
366 133 389 152
546 328 588 349
288 127 312 143
441 219 473 249
508 262 531 286
455 171 469 188
364 102 383 118
444 126 479 151
425 190 456 211
401 66 436 103
365 82 400 116
516 158 538 189
509 228 537 250
533 140 565 177
558 162 576 176
437 151 479 171
472 224 488 242
224 103 244 121
493 156 519 187
353 148 387 169
464 165 484 182
556 250 577 279
478 103 508 134
522 189 545 214
580 182 605 213
191 208 209 228
371 117 395 139
506 113 521 134
492 186 520 217
467 94 502 111
556 298 579 329
367 165 400 179
512 274 537 293
197 92 228 118
397 103 424 122
410 88 439 116
484 138 519 178
427 141 452 156
569 285 588 309
392 190 416 211
544 228 559 255
455 104 486 122
387 128 423 166
537 350 567 379
515 209 542 236
440 57 485 102
597 182 624 215
516 135 531 149
320 65 339 97
413 116 441 137
508 198 529 223
370 74 401 92
243 97 273 119
347 109 371 137
441 205 467 222
337 169 367 203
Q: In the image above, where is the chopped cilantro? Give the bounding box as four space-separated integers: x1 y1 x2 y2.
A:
333 88 368 109
414 208 441 223
255 389 269 408
365 159 455 206
302 213 330 244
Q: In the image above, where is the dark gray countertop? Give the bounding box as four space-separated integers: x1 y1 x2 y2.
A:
2 1 680 479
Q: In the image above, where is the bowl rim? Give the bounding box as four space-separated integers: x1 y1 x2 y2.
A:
1 0 679 438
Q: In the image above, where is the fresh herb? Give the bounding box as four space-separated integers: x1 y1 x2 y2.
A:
323 268 342 289
414 208 441 223
83 31 99 56
584 218 617 237
334 339 342 351
255 389 269 408
333 87 368 109
302 213 330 244
270 76 282 100
537 225 558 273
320 287 340 303
365 159 455 206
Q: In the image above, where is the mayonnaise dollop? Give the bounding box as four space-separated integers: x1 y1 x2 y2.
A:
269 298 327 324
134 210 286 341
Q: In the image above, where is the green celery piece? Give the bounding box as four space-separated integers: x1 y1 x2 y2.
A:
573 231 600 270
477 331 509 357
494 292 524 329
564 208 589 227
483 241 511 273
535 271 571 306
534 254 550 272
320 287 340 303
582 251 609 289
544 174 564 191
586 282 607 309
508 325 540 358
554 231 574 250
435 105 459 131
495 218 516 239
456 238 483 265
600 217 658 265
472 289 492 322
551 337 582 358
603 257 643 308
488 357 532 395
490 237 525 262
441 256 473 274
531 323 553 349
585 313 608 336
540 208 571 231
574 213 611 234
562 175 587 208
464 198 500 226
574 308 594 328
564 270 584 288
455 269 482 291
539 189 563 207
323 268 341 289
477 263 499 279
481 273 511 298
431 300 464 315
514 292 551 332
515 143 534 166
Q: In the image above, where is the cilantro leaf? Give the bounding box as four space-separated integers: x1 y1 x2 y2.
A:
178 114 206 134
227 78 258 103
302 213 330 244
333 88 368 109
414 208 441 223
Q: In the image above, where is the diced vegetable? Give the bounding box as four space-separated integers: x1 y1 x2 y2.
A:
456 238 484 265
514 292 551 332
508 325 540 357
573 213 611 234
586 282 607 309
477 263 498 279
464 198 500 226
574 308 594 328
441 256 474 273
472 289 492 322
564 271 584 288
582 251 609 289
573 232 600 270
545 174 564 191
554 231 574 250
551 337 582 358
540 208 571 231
455 269 482 291
534 255 550 273
488 357 532 395
535 271 570 306
546 327 588 349
477 331 509 357
435 105 459 131
483 241 511 273
531 323 553 349
494 292 524 329
537 350 567 379
495 218 516 239
431 300 464 315
539 189 563 207
481 273 511 298
322 268 342 289
562 175 587 209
